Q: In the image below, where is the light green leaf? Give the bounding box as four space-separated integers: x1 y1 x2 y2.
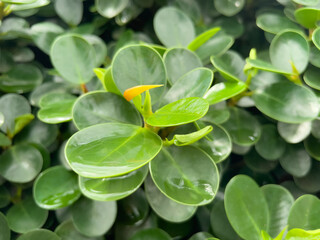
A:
1 0 37 4
253 82 320 123
0 132 11 147
170 125 213 146
188 27 220 51
71 198 117 237
214 0 245 16
10 0 50 11
293 0 319 5
72 91 141 130
54 0 83 26
83 35 107 67
295 8 320 29
50 34 96 84
112 45 166 103
150 146 219 206
13 113 34 137
225 175 269 240
33 166 81 209
95 0 129 18
270 30 309 74
246 58 294 75
79 165 148 201
17 229 60 240
203 81 247 105
65 123 162 178
201 102 230 125
154 7 195 47
277 121 311 144
38 93 76 124
312 27 320 51
286 228 320 239
146 97 209 127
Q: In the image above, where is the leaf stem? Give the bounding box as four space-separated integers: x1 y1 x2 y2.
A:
80 83 88 93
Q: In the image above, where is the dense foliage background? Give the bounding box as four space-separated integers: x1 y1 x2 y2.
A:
1 0 320 239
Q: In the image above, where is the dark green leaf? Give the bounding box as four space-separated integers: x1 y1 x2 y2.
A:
0 212 10 240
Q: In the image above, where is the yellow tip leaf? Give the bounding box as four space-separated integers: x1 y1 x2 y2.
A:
123 85 163 101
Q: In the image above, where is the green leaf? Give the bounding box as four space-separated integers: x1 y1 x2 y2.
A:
130 228 171 240
6 197 48 233
1 0 37 4
13 113 34 137
288 195 320 230
210 199 241 240
30 22 64 55
16 229 60 240
188 27 220 51
146 97 209 127
0 132 11 147
0 144 42 183
210 51 246 82
65 123 162 178
277 121 311 143
189 232 214 240
150 146 219 206
270 30 309 74
38 93 76 124
293 0 319 5
83 35 108 67
55 220 104 240
0 94 31 135
72 91 141 130
256 11 301 34
295 8 320 29
33 166 81 209
154 7 195 47
54 0 83 26
304 66 320 90
195 33 234 65
255 124 286 161
244 149 278 173
71 198 117 237
201 102 230 125
161 68 213 106
253 82 320 123
286 228 320 239
304 134 320 161
246 59 293 75
95 0 129 18
0 63 42 93
0 185 10 208
279 143 311 177
203 81 247 105
50 34 96 84
0 49 14 73
103 67 122 95
0 212 10 240
261 185 294 238
222 107 261 146
170 125 213 146
79 165 148 201
11 47 34 62
214 0 245 16
10 0 50 11
144 175 197 222
294 161 320 193
112 45 166 103
164 47 202 85
225 175 269 240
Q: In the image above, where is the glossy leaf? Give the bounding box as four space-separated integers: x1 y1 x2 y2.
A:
312 27 320 51
278 121 311 144
214 0 245 16
95 0 129 18
255 124 286 160
162 68 213 106
33 166 81 209
150 146 219 206
279 144 311 177
295 8 320 29
286 228 320 239
71 198 117 237
54 0 83 26
256 11 301 34
222 107 261 146
16 229 60 240
144 175 197 222
170 125 213 146
253 82 320 123
188 27 220 51
0 112 3 127
79 165 148 201
130 228 171 240
38 93 76 124
164 47 202 85
261 185 294 238
201 102 230 125
66 123 162 178
304 66 320 90
0 94 31 135
10 0 50 11
294 161 320 193
0 212 10 240
203 81 247 105
6 197 48 233
13 113 34 137
83 35 108 67
288 195 320 230
292 0 319 4
305 135 320 161
146 97 209 127
309 46 320 68
225 175 269 240
112 45 166 103
211 51 246 82
1 0 36 4
50 34 96 84
270 30 309 74
246 59 293 75
0 144 42 183
154 7 195 47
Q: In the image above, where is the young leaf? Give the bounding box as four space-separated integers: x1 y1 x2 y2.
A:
188 27 220 51
146 97 209 127
295 8 320 29
285 228 320 239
